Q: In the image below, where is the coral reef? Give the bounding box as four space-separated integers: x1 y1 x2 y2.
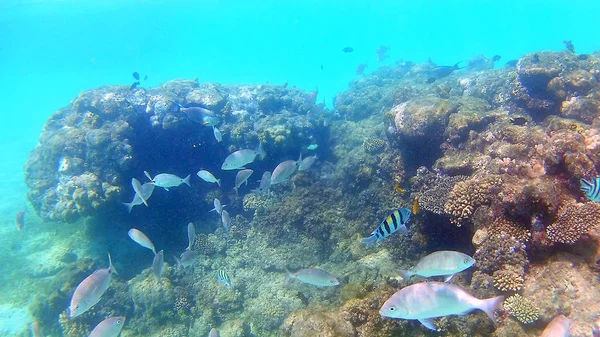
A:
504 294 540 324
547 202 600 244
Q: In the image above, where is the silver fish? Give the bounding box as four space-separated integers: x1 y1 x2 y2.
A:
298 155 317 171
540 315 571 337
153 250 164 283
252 171 272 194
131 178 148 206
181 106 220 126
213 126 222 142
234 169 253 193
89 316 126 337
285 267 339 287
209 328 220 337
122 182 155 213
145 171 191 191
187 222 196 251
398 251 475 282
197 170 221 187
128 228 156 255
271 159 298 185
379 282 503 331
69 254 117 318
209 198 225 215
221 209 231 236
221 144 266 170
177 250 198 269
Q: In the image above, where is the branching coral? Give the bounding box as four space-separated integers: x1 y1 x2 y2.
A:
363 138 386 154
418 175 468 214
444 176 501 226
493 267 524 292
504 294 540 324
547 202 600 244
488 218 531 244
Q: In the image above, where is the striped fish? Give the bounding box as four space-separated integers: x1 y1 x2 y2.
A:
361 208 412 248
217 270 232 288
581 177 600 202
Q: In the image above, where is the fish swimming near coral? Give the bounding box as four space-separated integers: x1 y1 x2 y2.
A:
492 55 501 62
376 45 390 62
145 171 191 191
128 228 157 255
131 178 148 206
271 159 299 185
221 209 231 236
252 171 272 194
175 249 198 270
16 209 25 230
394 183 405 194
234 169 254 194
187 222 196 251
580 177 600 202
356 63 368 75
130 81 140 90
540 315 571 337
427 62 463 83
397 250 475 282
153 250 164 283
180 106 220 126
361 208 412 248
307 144 318 150
89 316 126 337
122 182 155 213
298 154 317 171
412 197 420 215
210 198 226 215
217 270 232 288
69 253 117 318
213 126 222 142
379 282 503 331
197 170 221 187
505 59 518 68
221 143 266 170
209 328 220 337
284 267 340 287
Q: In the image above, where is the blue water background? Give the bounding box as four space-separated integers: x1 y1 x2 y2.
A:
0 0 598 332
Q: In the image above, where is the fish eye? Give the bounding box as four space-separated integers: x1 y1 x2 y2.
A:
389 306 395 311
117 319 122 324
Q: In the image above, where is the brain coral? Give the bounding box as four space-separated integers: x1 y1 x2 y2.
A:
547 202 600 244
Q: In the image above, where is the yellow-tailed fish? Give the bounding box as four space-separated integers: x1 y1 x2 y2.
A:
413 197 420 215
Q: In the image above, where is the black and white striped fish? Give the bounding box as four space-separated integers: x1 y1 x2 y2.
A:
217 270 232 288
580 177 600 202
361 208 412 248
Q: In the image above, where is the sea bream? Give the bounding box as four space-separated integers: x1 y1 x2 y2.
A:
285 267 339 287
180 106 220 126
580 177 600 202
361 208 412 248
221 143 266 170
379 282 504 331
540 315 571 337
187 222 196 251
271 159 298 185
209 328 220 337
145 171 191 191
122 182 155 213
69 254 117 318
88 316 126 337
197 170 221 187
213 126 222 142
175 249 198 269
252 171 272 194
298 154 317 171
234 169 253 194
131 178 148 206
210 198 225 215
128 228 156 255
221 209 231 236
398 250 475 282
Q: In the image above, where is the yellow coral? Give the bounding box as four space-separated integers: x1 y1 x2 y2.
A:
504 294 540 324
444 176 501 226
493 268 524 292
547 202 600 244
488 218 531 243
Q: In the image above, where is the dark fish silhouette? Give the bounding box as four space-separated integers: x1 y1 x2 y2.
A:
320 64 324 71
510 116 528 126
563 40 575 53
16 211 25 230
578 54 589 61
492 55 501 62
376 45 390 62
144 75 148 81
505 59 518 67
427 62 462 83
132 72 140 80
342 47 354 53
532 53 540 63
85 106 101 114
355 63 367 75
130 81 140 90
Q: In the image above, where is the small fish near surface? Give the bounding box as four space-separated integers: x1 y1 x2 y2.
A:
180 106 221 126
221 143 266 170
131 178 149 206
197 170 221 187
122 182 155 213
379 282 504 331
427 62 463 83
145 171 191 191
69 253 117 318
16 209 25 230
505 59 518 68
132 72 140 80
356 63 368 75
210 198 226 215
153 250 164 283
376 45 390 62
89 316 126 337
580 177 600 202
285 267 340 287
540 315 571 337
217 270 232 288
271 159 299 185
209 328 220 337
342 47 354 53
397 250 475 282
128 228 156 255
130 81 140 90
361 208 412 248
234 169 254 194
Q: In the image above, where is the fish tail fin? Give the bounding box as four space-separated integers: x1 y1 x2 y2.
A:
209 207 216 213
183 174 191 187
122 202 134 213
174 256 181 271
360 234 377 248
256 142 266 158
397 270 414 281
217 179 221 187
479 296 504 323
143 170 153 182
107 253 118 275
234 187 239 196
283 267 293 279
298 152 303 163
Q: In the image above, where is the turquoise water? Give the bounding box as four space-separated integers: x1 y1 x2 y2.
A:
1 0 599 335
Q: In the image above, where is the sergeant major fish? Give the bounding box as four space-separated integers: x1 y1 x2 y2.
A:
69 253 117 318
128 228 156 255
379 282 503 331
398 250 475 282
221 143 266 170
361 208 412 248
284 267 339 287
197 170 221 187
89 316 126 337
145 171 191 191
540 315 571 337
580 177 600 202
122 182 155 213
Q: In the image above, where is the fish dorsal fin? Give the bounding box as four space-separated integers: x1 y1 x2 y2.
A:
418 318 437 331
